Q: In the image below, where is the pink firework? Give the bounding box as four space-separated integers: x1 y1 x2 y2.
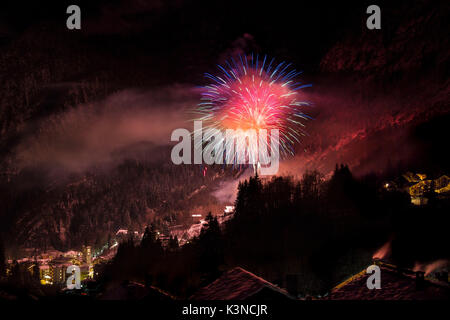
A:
195 54 312 164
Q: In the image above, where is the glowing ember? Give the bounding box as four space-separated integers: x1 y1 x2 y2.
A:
373 240 392 260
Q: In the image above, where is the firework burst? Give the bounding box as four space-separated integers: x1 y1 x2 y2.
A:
194 54 312 169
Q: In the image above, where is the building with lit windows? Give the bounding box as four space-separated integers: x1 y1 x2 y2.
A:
83 245 92 265
39 265 52 285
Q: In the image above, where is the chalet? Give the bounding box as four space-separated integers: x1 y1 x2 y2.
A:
400 172 450 205
190 267 294 300
325 260 449 300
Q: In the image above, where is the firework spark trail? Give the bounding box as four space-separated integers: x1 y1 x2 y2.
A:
194 54 312 170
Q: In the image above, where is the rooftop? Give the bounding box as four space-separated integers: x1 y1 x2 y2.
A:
191 267 293 300
326 261 449 300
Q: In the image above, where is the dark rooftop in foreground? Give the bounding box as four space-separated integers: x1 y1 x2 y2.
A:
99 280 174 300
191 267 293 300
326 261 449 300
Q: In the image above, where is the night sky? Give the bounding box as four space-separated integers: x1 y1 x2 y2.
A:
0 0 448 177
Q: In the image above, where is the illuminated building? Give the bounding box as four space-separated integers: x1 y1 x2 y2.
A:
434 175 450 194
51 256 74 284
384 172 450 205
80 264 91 281
52 265 67 284
405 173 450 205
89 264 94 279
224 206 235 215
83 245 92 265
191 214 202 224
5 265 11 277
39 265 52 285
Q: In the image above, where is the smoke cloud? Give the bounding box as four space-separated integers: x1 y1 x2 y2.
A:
278 75 449 177
413 259 449 276
14 84 197 174
211 169 253 204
